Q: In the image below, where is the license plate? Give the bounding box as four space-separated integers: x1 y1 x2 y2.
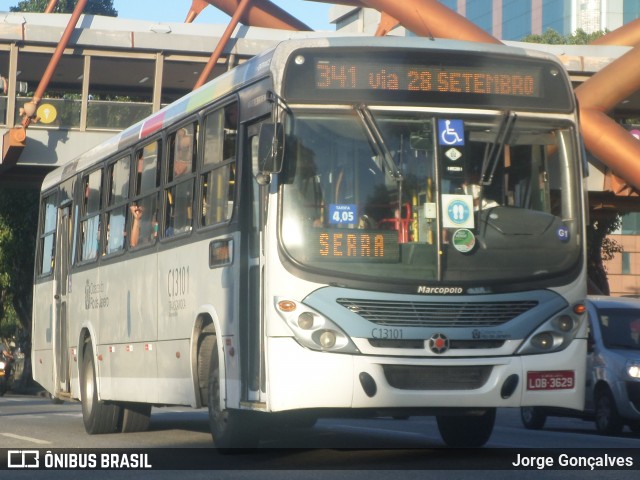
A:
526 370 575 390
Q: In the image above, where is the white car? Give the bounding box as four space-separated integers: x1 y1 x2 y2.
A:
521 296 640 435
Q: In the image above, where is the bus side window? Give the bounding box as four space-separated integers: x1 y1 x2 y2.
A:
79 169 102 262
39 193 58 275
105 155 130 255
201 103 237 227
130 141 160 249
165 122 197 238
168 123 197 182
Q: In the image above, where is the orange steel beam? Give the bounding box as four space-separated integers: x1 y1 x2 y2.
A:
22 0 88 128
44 0 58 13
3 0 87 167
575 45 640 190
591 17 640 46
358 0 500 43
374 12 400 36
582 18 640 192
345 0 640 191
194 0 253 89
203 0 311 30
310 0 500 42
307 0 363 5
186 0 210 23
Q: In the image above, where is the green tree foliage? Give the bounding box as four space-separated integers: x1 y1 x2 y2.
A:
587 212 623 295
522 27 607 44
0 186 39 336
10 0 117 16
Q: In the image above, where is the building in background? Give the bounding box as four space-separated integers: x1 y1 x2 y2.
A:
330 0 640 40
607 211 640 296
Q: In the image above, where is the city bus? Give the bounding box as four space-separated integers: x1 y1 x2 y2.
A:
32 36 588 447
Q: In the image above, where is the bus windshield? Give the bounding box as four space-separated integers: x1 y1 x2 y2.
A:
279 109 581 287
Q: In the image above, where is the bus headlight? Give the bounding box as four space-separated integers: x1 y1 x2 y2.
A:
517 304 585 355
276 298 359 354
627 362 640 379
530 332 557 350
553 315 574 332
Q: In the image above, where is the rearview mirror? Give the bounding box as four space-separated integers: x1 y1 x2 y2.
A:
257 122 284 174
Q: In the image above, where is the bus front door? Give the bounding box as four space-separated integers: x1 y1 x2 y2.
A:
53 205 72 396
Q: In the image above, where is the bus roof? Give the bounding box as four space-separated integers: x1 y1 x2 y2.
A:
41 36 564 192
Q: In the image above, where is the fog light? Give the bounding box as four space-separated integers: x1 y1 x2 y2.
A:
298 312 314 330
554 315 573 332
319 330 337 349
531 332 554 350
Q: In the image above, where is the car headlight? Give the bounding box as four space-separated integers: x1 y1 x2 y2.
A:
275 297 359 354
627 362 640 379
517 303 586 355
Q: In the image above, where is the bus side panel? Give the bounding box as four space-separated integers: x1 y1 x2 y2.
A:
157 234 242 406
157 239 205 406
67 268 103 399
90 254 159 402
32 280 55 395
155 339 193 405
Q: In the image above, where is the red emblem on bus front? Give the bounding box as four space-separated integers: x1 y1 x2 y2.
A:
429 333 450 354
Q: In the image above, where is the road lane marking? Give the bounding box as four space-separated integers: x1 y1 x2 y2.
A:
0 433 51 445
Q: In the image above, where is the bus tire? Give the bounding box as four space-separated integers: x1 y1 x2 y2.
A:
207 336 258 449
436 408 496 447
80 340 120 434
520 406 547 430
120 402 152 433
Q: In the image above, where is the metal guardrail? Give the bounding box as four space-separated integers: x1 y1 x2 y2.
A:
1 96 153 131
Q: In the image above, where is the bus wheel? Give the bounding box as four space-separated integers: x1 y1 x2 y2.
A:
436 408 496 447
120 402 152 433
520 407 547 430
80 340 120 434
207 337 258 449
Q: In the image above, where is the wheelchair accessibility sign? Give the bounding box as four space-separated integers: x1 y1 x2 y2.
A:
438 119 465 146
442 194 474 229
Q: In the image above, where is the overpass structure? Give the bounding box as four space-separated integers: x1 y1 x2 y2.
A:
0 9 638 206
0 11 323 185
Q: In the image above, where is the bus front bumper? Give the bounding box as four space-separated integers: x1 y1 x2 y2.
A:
266 337 586 413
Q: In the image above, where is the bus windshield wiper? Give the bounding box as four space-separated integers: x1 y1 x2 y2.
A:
480 111 516 185
355 104 403 180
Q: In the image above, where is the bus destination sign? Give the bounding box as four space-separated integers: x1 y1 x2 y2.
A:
311 230 400 263
315 60 541 98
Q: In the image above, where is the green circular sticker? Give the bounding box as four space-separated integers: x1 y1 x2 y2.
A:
452 228 476 253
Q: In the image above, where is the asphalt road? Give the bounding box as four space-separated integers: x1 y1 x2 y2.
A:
1 391 639 479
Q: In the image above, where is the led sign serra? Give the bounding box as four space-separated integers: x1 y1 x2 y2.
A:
311 230 400 263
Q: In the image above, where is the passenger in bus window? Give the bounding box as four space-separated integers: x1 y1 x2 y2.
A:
129 200 158 248
172 127 193 179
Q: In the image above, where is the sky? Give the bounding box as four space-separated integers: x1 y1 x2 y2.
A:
0 0 336 31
